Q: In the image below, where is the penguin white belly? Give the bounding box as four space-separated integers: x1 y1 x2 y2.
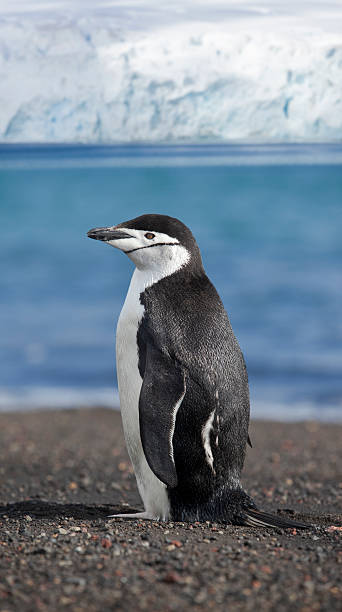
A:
116 273 170 520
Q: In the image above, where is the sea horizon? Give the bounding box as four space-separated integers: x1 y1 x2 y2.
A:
1 143 341 422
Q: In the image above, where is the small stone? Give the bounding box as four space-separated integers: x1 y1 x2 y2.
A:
111 482 122 491
58 528 68 535
65 577 86 587
25 515 32 522
194 589 207 604
304 581 315 592
58 560 73 567
80 476 91 488
163 572 181 584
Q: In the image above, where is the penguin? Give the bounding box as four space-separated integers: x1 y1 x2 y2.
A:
87 214 308 528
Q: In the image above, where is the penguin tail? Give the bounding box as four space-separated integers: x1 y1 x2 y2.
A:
242 507 310 530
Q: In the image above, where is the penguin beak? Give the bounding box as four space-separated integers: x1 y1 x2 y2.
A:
87 227 133 242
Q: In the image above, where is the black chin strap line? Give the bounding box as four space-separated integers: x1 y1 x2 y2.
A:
124 242 180 254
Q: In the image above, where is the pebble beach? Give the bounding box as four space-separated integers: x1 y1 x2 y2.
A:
0 408 341 611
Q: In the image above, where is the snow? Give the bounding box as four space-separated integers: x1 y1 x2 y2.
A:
0 1 341 143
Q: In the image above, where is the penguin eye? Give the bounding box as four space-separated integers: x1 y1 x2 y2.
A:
145 233 155 240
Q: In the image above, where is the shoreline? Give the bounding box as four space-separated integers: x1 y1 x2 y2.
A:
0 408 341 611
1 402 341 425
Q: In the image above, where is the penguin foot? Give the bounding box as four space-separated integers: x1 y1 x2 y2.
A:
107 511 155 520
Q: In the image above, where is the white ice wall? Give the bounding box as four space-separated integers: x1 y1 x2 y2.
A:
0 1 341 143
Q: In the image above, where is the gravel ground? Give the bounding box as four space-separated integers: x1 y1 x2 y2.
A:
0 408 341 612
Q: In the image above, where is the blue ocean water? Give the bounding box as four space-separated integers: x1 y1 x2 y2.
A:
0 144 341 421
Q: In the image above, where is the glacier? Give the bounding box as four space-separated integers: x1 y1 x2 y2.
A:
0 1 342 143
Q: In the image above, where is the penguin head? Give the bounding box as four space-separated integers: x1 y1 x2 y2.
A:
87 214 204 274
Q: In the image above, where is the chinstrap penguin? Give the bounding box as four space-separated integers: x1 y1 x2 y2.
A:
88 214 308 529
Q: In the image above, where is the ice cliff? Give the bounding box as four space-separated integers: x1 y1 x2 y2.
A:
0 4 341 143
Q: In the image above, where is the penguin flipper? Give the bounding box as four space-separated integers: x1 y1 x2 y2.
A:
139 343 186 489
